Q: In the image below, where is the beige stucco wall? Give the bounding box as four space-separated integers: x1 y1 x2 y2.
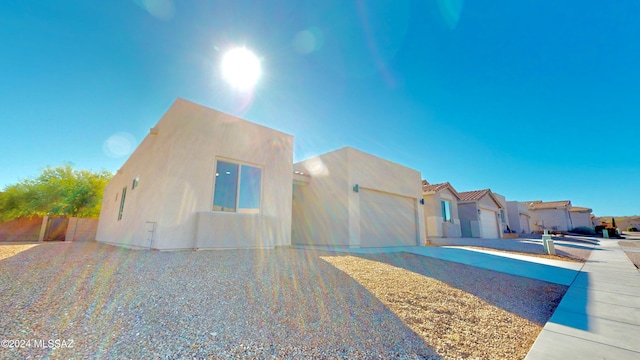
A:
570 211 592 229
97 98 294 250
423 188 461 238
292 147 425 247
477 194 500 212
493 193 510 232
529 208 572 232
292 149 350 246
458 202 480 238
506 201 530 233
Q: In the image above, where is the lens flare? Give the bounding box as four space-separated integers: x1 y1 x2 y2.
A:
103 132 136 159
221 47 262 91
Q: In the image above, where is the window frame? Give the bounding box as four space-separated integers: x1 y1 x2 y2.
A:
212 159 263 214
441 199 452 223
117 186 127 221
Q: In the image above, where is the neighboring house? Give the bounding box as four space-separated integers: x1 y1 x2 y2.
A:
458 189 504 238
570 206 593 228
292 147 426 247
422 181 462 238
506 201 531 234
96 98 295 250
525 200 573 232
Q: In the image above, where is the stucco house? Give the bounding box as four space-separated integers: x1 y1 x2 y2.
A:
292 147 426 247
569 206 593 229
525 200 573 232
422 181 462 239
96 98 294 250
506 201 531 234
457 189 504 238
97 99 426 250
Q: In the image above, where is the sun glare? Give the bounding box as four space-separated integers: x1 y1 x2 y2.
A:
221 47 261 91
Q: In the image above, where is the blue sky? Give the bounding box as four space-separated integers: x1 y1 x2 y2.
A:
1 0 638 216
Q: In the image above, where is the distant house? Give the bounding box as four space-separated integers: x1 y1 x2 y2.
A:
506 201 531 234
292 147 425 247
569 206 593 229
525 200 573 232
422 181 462 239
458 189 504 238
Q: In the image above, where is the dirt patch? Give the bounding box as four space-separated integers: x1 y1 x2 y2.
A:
623 251 640 269
619 241 640 248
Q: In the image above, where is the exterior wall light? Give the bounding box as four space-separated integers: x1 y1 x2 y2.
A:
353 184 359 193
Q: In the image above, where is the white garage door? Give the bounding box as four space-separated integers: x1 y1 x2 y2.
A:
479 208 499 238
519 214 530 233
360 189 417 247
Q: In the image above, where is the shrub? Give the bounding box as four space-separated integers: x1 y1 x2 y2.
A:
571 226 596 235
628 226 639 232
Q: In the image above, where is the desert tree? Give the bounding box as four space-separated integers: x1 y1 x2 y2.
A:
0 164 112 221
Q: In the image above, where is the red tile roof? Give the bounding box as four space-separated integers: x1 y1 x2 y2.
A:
570 206 592 212
458 189 491 201
423 182 450 192
422 182 460 199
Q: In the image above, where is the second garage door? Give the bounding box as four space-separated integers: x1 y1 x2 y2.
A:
479 208 499 238
360 189 418 247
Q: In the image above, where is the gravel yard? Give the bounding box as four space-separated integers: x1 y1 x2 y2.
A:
0 242 567 359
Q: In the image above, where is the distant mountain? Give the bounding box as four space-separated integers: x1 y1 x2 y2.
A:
595 216 640 230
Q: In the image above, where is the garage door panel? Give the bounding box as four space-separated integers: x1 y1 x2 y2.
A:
479 208 499 239
360 189 417 247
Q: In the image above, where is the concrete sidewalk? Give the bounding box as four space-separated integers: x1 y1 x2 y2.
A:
525 239 640 359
